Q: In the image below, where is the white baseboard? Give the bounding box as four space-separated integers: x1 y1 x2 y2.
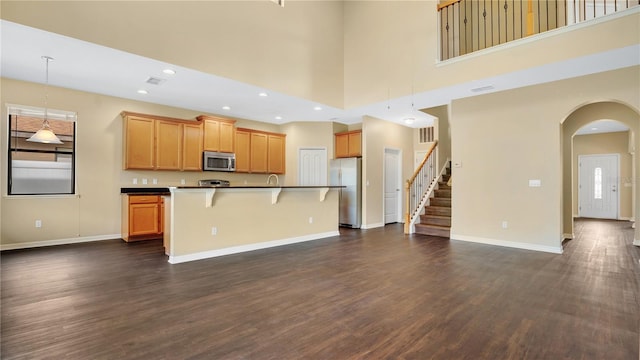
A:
450 233 563 254
563 233 574 240
633 239 640 247
618 217 633 221
360 222 384 230
168 231 340 264
0 234 121 251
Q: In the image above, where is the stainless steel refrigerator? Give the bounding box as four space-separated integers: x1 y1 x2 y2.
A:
329 157 362 228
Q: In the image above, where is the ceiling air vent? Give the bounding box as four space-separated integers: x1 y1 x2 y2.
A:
145 77 166 85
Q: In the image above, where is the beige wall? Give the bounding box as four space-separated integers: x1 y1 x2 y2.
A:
361 115 414 228
572 131 633 219
450 66 640 251
343 1 639 108
1 1 345 108
280 122 336 186
422 105 451 171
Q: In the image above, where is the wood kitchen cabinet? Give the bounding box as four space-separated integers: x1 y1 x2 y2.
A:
199 115 236 153
250 132 268 173
235 128 251 173
122 195 163 241
122 112 203 171
335 130 362 158
123 115 155 169
267 134 286 174
155 120 182 170
235 128 286 174
182 123 203 171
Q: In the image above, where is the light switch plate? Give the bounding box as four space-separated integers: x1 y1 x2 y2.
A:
529 179 541 187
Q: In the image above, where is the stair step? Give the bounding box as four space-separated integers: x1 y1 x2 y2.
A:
414 223 450 238
438 182 451 189
435 189 451 198
420 214 451 227
425 206 451 217
430 197 451 207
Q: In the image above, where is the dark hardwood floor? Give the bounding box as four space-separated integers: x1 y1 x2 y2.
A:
2 219 639 359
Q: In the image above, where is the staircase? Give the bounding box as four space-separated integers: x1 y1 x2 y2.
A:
414 165 451 238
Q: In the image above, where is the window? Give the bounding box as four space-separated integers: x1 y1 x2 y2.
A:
7 105 76 195
594 167 602 200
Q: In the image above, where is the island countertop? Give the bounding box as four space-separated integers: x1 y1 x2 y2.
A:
121 185 343 194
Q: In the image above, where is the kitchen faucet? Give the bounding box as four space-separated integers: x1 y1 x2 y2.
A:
267 174 280 185
267 174 279 186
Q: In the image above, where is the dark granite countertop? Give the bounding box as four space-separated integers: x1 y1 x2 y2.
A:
120 187 170 195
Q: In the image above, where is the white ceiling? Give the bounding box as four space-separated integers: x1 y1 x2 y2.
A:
575 119 630 135
1 19 639 128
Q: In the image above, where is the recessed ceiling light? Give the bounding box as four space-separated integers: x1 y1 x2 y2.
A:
314 106 322 111
259 92 268 97
404 117 415 125
275 116 282 120
137 89 148 94
591 127 598 130
162 69 176 75
222 106 231 110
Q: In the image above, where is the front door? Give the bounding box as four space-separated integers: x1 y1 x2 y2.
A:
579 154 619 219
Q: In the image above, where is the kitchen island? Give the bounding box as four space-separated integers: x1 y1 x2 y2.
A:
164 186 341 264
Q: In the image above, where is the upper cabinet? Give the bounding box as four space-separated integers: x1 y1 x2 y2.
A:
198 115 236 153
122 112 203 171
236 128 286 174
123 115 155 169
267 134 285 174
335 130 362 158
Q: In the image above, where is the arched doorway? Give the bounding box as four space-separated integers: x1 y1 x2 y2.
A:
561 101 640 246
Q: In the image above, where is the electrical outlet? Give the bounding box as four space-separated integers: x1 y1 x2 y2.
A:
142 178 148 185
152 178 158 185
35 220 42 228
308 217 313 224
180 179 186 185
132 178 138 185
501 221 508 229
211 227 217 236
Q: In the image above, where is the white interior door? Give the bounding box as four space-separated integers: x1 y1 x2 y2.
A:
579 154 619 219
299 148 327 185
384 148 401 224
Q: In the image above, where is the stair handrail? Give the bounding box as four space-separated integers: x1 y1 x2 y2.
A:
404 141 438 234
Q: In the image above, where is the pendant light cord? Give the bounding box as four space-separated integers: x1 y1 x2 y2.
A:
42 56 53 128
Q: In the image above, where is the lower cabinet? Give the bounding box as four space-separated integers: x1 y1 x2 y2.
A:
122 195 164 242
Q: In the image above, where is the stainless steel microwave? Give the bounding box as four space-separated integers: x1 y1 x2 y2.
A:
203 151 236 172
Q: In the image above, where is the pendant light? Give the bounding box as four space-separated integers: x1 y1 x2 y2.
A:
27 56 63 145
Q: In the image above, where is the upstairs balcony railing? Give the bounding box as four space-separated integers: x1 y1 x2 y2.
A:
438 0 639 60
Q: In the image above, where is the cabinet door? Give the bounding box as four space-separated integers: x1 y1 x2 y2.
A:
129 203 160 236
124 116 155 169
348 131 362 157
250 132 268 173
203 119 220 151
182 123 203 171
235 130 251 173
268 134 286 174
335 133 349 158
219 122 235 153
156 121 182 170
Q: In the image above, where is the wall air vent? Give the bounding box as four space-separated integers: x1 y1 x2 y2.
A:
145 77 166 85
419 126 434 143
470 85 494 93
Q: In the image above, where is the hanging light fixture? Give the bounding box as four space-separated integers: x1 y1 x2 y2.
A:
27 56 63 144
